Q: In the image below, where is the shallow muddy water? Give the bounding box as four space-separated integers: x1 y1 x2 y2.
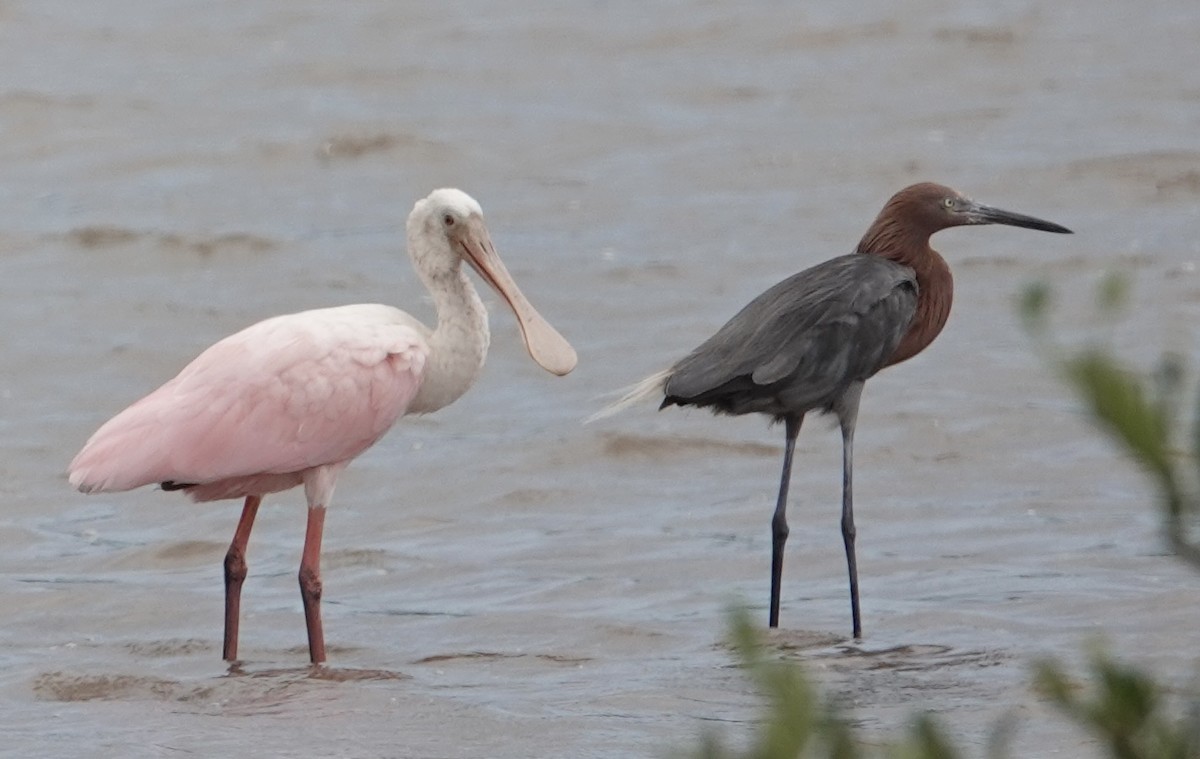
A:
2 1 1200 757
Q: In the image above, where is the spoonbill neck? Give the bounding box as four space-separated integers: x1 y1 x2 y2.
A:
408 265 491 415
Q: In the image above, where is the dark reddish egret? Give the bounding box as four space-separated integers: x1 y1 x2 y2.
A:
598 182 1071 638
69 189 577 664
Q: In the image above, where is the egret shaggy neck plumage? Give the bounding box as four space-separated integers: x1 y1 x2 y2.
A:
69 188 577 664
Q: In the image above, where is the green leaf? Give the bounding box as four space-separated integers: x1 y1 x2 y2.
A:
1097 271 1131 314
1062 349 1172 481
1019 282 1052 332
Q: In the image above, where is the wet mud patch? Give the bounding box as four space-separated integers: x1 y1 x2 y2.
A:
99 539 223 571
494 487 578 508
1065 151 1200 199
152 540 223 564
1155 170 1200 197
34 664 409 711
413 650 592 667
810 643 1012 716
322 547 391 570
302 667 410 683
61 227 277 257
125 638 213 657
230 665 411 683
601 432 777 461
281 643 366 659
158 232 275 257
760 628 848 652
711 628 846 667
34 671 189 702
717 632 1013 719
315 132 436 161
364 607 472 619
933 26 1016 46
66 226 140 247
809 643 1007 673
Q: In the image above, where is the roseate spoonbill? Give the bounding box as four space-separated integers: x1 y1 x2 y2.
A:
68 188 577 664
598 182 1070 638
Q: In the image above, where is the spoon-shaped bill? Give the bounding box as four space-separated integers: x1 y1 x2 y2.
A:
455 219 578 376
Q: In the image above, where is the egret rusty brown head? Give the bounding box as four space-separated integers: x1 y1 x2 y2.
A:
882 182 1073 237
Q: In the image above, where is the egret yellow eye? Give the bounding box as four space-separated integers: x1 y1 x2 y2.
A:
942 197 955 209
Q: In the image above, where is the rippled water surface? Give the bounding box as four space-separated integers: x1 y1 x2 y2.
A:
3 2 1200 757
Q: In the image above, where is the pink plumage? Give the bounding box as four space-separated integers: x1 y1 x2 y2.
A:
67 189 577 664
69 305 427 499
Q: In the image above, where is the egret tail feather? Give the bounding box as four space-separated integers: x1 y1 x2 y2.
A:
585 369 671 423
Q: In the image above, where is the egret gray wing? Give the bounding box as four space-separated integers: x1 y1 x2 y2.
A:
663 253 918 419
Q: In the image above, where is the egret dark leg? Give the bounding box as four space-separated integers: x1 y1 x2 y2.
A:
223 495 261 662
299 506 327 665
837 382 865 640
769 414 804 628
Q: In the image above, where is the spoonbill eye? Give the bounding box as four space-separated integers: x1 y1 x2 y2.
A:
443 214 455 227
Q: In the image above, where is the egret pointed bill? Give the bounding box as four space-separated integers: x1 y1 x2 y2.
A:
452 217 578 376
964 201 1073 234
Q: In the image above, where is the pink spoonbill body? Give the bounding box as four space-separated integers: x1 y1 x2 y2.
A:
68 188 577 664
